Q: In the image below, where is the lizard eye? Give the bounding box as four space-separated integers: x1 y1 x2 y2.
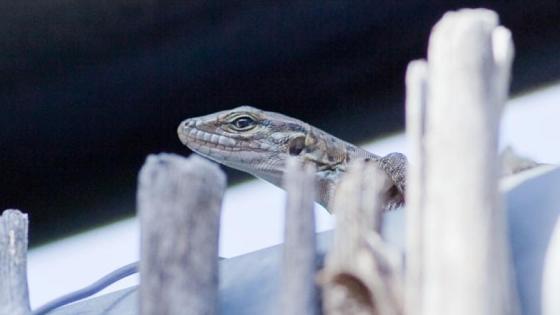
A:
231 116 256 131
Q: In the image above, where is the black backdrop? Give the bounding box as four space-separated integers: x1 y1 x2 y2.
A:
2 1 560 245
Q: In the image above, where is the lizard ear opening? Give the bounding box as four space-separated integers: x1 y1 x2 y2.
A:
288 136 305 156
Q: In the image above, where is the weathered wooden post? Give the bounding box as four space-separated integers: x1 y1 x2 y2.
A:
542 218 560 315
417 9 518 315
321 161 403 315
138 154 225 315
404 60 428 315
280 157 317 315
0 209 31 315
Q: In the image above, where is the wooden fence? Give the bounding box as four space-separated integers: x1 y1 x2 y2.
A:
1 8 559 315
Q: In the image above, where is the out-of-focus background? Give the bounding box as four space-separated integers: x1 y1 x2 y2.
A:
3 1 560 245
2 1 560 308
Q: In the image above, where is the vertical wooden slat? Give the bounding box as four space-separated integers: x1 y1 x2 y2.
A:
321 161 403 315
404 60 428 315
280 157 317 315
138 154 225 315
0 209 31 315
422 9 518 315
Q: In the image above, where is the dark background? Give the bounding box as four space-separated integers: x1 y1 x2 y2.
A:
2 1 560 246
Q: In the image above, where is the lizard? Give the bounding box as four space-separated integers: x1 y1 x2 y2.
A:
31 108 405 313
177 105 407 212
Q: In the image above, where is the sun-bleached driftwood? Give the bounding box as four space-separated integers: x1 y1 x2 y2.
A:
137 154 225 315
0 209 31 315
321 161 403 315
419 9 518 315
542 217 560 315
404 60 428 315
280 158 318 315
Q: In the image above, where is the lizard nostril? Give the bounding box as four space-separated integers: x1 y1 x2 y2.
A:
181 119 197 131
178 120 191 141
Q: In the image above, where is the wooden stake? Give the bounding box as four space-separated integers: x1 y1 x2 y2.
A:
0 209 31 315
404 59 428 315
138 154 225 315
280 157 317 315
321 161 403 315
422 9 518 315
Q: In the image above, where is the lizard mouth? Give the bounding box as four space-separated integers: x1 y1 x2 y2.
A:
178 119 239 151
178 119 270 154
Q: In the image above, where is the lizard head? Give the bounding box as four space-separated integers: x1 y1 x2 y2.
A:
177 106 348 190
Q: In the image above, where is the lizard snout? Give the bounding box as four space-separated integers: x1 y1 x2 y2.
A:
177 119 196 145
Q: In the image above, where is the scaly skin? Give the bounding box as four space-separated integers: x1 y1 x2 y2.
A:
177 106 407 212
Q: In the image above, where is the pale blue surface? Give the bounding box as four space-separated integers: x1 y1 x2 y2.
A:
49 167 560 315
